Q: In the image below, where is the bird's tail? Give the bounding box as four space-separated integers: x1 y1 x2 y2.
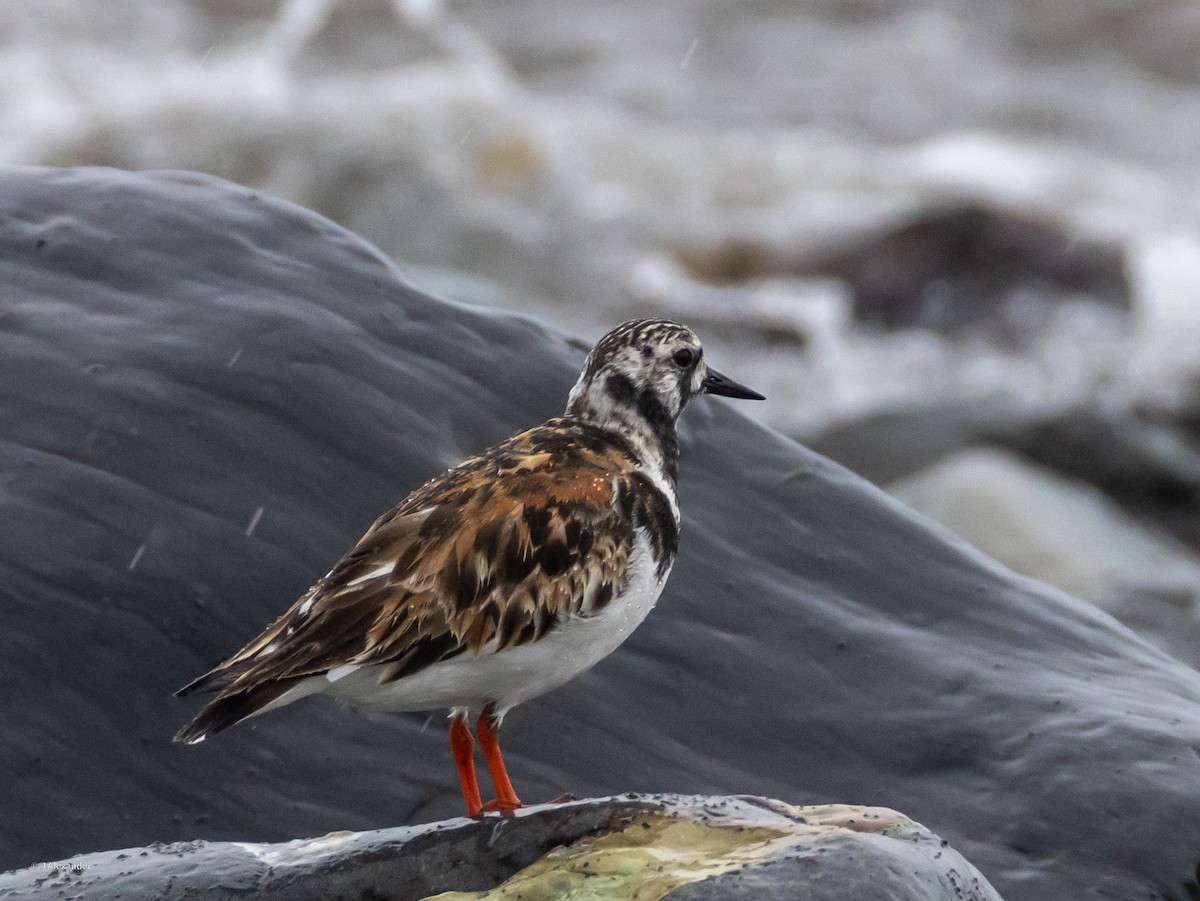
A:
173 672 302 744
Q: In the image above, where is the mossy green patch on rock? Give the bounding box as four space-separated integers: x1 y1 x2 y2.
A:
423 813 790 901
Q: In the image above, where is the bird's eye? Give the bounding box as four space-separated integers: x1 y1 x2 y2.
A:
672 348 696 368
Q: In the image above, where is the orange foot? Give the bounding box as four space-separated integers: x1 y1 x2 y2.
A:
479 798 523 816
476 793 574 816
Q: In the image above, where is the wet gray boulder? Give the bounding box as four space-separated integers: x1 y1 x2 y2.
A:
808 398 1200 551
801 400 1021 485
804 203 1131 334
989 404 1200 551
0 794 1001 901
2 166 1200 901
668 203 1130 342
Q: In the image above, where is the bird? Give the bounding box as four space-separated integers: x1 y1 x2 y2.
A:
174 318 764 817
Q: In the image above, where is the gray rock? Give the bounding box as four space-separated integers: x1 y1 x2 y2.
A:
0 795 1001 901
990 405 1200 550
666 203 1131 340
804 203 1131 335
891 446 1200 669
802 400 1019 485
2 167 1200 901
805 400 1200 552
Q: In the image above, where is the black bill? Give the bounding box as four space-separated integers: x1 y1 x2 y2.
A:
702 369 765 401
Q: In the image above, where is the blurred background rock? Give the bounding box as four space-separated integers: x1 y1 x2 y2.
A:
7 0 1200 664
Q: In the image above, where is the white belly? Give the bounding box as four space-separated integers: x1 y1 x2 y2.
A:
320 530 668 718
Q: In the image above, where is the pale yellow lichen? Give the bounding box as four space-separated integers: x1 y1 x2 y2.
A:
422 814 790 901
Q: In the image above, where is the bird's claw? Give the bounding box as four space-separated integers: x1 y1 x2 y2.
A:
479 798 523 816
475 792 573 816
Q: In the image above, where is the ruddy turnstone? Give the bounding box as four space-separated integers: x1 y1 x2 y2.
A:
175 319 763 816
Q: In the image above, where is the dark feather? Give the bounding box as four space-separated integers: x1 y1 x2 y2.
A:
174 679 304 743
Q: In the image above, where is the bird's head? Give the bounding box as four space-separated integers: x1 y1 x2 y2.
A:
565 319 763 470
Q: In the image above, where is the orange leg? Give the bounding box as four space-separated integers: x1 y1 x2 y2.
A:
449 713 482 817
476 704 523 815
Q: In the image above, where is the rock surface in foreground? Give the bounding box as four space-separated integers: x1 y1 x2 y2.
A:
0 795 1001 901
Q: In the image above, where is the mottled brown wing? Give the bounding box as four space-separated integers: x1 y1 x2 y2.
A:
176 426 641 728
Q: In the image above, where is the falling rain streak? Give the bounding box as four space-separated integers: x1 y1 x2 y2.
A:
245 506 265 537
679 38 699 70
